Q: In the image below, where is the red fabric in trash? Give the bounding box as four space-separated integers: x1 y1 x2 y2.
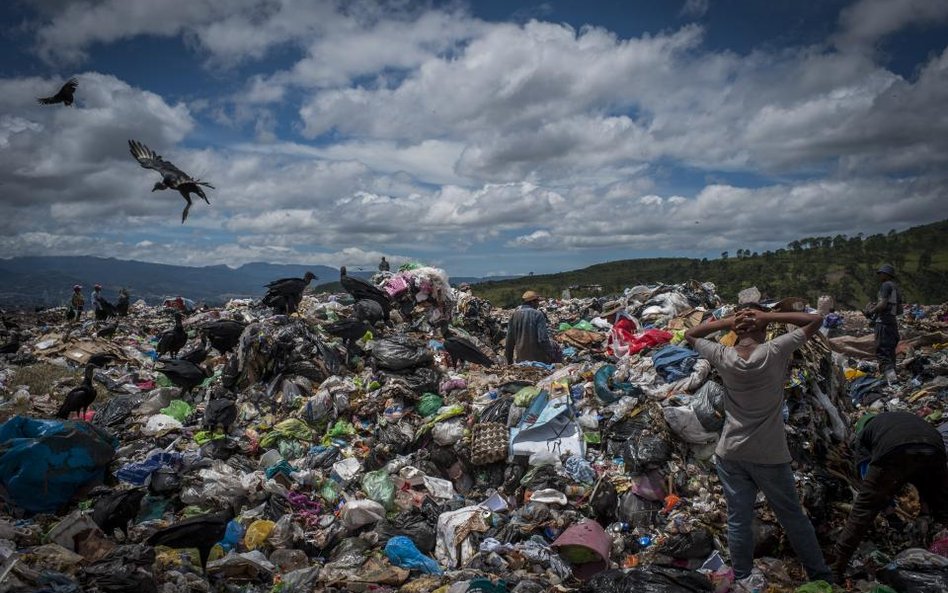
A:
610 324 673 356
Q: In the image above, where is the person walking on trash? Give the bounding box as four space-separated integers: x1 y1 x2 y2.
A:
685 301 834 590
92 284 107 321
378 256 390 272
505 290 561 365
864 263 902 385
832 411 948 582
69 284 84 321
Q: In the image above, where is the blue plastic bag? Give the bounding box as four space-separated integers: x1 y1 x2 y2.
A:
0 416 117 514
115 451 182 485
385 535 443 574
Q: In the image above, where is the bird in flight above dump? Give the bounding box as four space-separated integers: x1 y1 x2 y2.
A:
37 78 78 106
128 139 215 223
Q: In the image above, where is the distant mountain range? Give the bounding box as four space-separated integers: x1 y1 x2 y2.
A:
0 256 516 309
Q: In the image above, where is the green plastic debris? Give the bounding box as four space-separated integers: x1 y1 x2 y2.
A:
155 374 173 388
326 419 356 439
558 322 573 332
514 386 541 407
867 586 897 593
265 460 298 479
572 320 595 331
794 581 833 593
193 431 226 445
320 480 340 503
260 418 314 448
417 393 444 417
362 469 395 510
160 400 193 423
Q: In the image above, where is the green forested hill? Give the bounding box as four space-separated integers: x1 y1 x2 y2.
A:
473 219 948 308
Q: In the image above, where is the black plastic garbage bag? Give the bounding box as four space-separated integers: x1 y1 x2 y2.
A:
657 528 714 559
93 394 146 429
147 466 181 495
878 567 948 593
590 479 618 526
378 423 413 454
622 431 673 474
581 567 713 593
372 335 433 371
617 492 660 528
480 397 513 424
382 366 441 395
692 380 726 432
374 508 437 552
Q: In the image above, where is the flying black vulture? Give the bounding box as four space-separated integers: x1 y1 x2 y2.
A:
128 139 215 223
204 396 238 433
156 358 209 397
37 78 78 106
57 365 97 419
262 271 317 315
353 298 384 325
156 311 186 358
200 319 246 353
93 488 146 539
339 266 390 319
146 505 237 572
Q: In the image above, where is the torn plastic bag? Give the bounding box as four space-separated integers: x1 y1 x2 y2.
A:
581 566 713 593
375 509 437 553
479 396 513 424
878 566 948 593
622 430 673 473
362 469 396 510
435 506 491 569
692 380 726 432
206 549 275 580
142 414 182 435
341 500 387 529
651 346 700 382
385 536 443 574
432 419 465 446
663 406 718 444
510 396 585 460
0 416 117 514
371 335 434 371
594 364 642 404
378 423 414 454
115 452 182 486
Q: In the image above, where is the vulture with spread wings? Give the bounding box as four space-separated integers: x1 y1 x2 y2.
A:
37 78 78 106
129 139 215 223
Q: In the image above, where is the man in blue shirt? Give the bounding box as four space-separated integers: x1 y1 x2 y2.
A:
505 291 559 364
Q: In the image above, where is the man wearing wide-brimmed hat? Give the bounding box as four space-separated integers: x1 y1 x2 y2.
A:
505 290 558 364
864 263 902 384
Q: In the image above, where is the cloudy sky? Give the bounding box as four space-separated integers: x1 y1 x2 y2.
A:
1 0 946 277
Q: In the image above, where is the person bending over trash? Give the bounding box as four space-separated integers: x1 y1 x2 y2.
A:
505 290 560 365
832 411 948 582
685 303 833 590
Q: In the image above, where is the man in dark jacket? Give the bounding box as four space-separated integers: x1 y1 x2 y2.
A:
505 291 559 364
832 412 948 580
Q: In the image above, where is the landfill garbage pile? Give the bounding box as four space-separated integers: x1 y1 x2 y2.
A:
0 279 946 593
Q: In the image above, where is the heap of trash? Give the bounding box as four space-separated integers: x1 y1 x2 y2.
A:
0 273 946 593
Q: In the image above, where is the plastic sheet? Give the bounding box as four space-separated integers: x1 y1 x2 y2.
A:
385 536 443 574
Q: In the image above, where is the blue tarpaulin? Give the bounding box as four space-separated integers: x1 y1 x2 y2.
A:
0 416 117 514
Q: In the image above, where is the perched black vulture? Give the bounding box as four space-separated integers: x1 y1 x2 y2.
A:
87 352 117 367
179 336 208 365
325 318 372 366
353 298 385 325
0 334 20 354
440 324 494 368
57 365 97 419
146 505 237 572
200 319 246 353
96 322 118 339
204 397 238 433
156 311 186 358
93 489 146 539
37 78 78 106
339 266 390 320
156 358 209 397
262 271 316 315
129 139 215 223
